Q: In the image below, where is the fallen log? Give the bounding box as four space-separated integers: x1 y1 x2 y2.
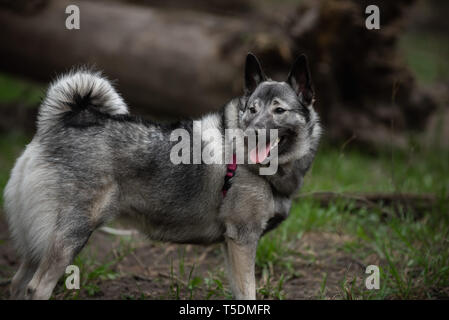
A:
0 0 438 147
126 0 254 16
295 191 447 218
286 0 437 147
0 0 290 119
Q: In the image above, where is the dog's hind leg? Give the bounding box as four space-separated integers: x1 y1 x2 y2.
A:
24 219 93 300
10 259 39 299
24 180 118 300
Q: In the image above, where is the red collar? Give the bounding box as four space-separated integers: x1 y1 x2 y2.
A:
222 154 237 197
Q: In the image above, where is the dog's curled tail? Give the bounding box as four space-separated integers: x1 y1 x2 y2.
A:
37 68 128 133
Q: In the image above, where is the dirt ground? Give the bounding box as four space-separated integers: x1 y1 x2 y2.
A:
0 216 368 300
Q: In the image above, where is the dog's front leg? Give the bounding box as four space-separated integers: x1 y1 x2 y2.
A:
223 236 258 300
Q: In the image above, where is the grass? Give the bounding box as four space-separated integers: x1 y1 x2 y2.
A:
167 248 204 300
204 271 232 300
0 132 29 207
257 198 449 298
303 142 449 194
0 72 44 107
256 165 449 299
399 32 449 86
254 141 449 299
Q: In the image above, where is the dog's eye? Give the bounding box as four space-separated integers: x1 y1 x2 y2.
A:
274 107 286 114
249 107 256 113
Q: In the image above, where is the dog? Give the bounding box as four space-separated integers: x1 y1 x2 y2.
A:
3 53 321 299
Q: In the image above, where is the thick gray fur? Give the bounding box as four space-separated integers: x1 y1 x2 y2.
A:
3 54 321 299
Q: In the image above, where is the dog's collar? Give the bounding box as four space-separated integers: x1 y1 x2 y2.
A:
222 154 237 197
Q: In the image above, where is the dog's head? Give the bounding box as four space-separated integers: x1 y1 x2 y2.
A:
239 53 318 164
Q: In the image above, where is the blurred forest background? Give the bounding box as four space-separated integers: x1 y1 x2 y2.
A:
0 0 448 299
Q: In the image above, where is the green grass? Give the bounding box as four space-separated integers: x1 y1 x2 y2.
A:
257 196 449 299
255 141 449 299
204 271 233 300
0 132 29 206
0 72 44 107
303 143 449 194
399 32 449 85
167 248 205 300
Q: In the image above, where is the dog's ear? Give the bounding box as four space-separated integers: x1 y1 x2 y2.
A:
245 53 266 96
287 54 314 105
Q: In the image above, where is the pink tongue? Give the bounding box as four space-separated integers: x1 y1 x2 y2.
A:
250 142 272 164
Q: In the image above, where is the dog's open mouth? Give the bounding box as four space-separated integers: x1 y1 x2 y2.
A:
249 136 281 164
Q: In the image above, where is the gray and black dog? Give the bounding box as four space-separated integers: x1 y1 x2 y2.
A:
4 53 321 299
